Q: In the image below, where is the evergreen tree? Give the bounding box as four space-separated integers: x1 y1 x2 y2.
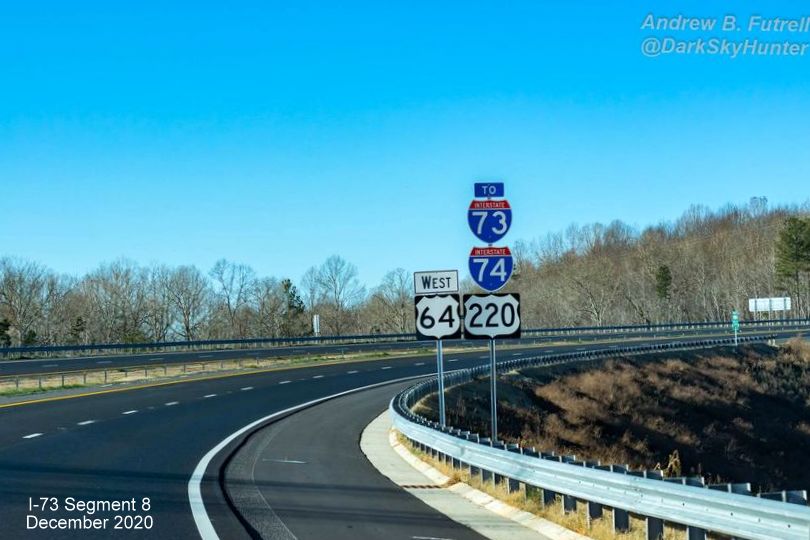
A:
655 265 673 301
0 318 11 347
70 316 86 344
280 279 307 337
22 329 37 346
775 217 810 313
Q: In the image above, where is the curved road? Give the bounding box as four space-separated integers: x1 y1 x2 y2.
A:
0 331 801 539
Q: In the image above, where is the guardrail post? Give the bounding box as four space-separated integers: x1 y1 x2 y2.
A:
83 372 87 385
525 484 541 502
685 526 706 540
61 374 65 387
586 500 603 525
541 488 557 507
104 370 108 383
613 507 630 533
38 376 42 390
645 517 664 540
562 494 576 514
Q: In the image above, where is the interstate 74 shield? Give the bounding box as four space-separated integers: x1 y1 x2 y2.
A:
414 294 462 340
468 246 514 292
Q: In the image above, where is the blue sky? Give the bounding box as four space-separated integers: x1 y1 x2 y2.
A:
2 1 809 287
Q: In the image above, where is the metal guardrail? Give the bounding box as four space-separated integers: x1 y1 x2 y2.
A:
2 317 808 358
390 335 810 540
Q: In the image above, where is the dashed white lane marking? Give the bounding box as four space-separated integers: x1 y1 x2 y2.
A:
22 433 43 439
448 359 458 362
412 536 455 540
381 366 391 370
203 394 217 399
100 384 113 388
479 355 488 359
165 401 179 406
512 353 521 356
122 410 138 415
97 360 112 364
198 354 213 358
77 420 95 426
241 387 253 391
415 362 425 366
312 375 324 379
279 380 291 385
151 357 164 361
43 364 58 368
347 370 359 374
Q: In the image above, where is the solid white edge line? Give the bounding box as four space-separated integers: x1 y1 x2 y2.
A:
188 373 428 540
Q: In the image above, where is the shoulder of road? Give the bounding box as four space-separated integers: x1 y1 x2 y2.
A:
363 409 591 540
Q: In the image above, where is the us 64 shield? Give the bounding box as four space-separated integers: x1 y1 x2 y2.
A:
462 293 521 339
415 294 462 340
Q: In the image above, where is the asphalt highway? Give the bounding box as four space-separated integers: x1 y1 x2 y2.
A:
1 324 805 377
224 382 485 540
0 331 802 539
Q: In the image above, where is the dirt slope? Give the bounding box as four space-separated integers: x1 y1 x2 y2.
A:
416 341 810 492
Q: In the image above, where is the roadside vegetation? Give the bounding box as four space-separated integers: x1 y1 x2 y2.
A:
0 346 437 398
2 200 810 348
400 434 682 540
417 340 810 493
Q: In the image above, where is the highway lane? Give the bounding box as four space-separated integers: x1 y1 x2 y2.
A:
0 350 499 539
0 332 800 539
1 324 805 377
224 381 485 540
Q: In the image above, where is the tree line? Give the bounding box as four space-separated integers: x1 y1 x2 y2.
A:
1 198 809 347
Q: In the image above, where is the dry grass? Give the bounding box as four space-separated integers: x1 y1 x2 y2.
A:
0 347 433 396
417 341 810 493
400 434 683 540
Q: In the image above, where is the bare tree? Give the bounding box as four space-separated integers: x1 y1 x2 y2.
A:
0 258 48 345
166 265 210 340
315 255 365 335
252 277 285 337
143 265 174 342
83 259 149 343
209 259 256 338
370 268 413 333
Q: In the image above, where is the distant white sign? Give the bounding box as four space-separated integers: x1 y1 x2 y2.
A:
414 270 459 295
748 297 791 312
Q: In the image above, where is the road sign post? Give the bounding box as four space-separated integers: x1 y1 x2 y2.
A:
465 182 518 442
414 278 460 429
488 338 497 441
732 310 740 346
